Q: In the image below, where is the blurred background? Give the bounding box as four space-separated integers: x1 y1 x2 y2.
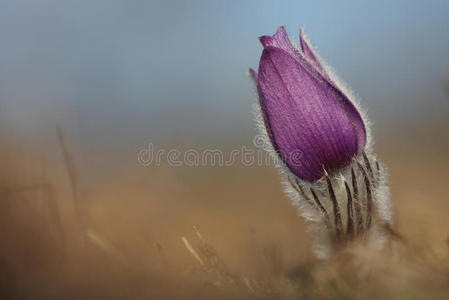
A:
0 0 448 299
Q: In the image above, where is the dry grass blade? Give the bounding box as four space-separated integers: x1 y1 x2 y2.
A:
86 229 128 265
182 236 204 266
57 127 86 241
57 127 80 205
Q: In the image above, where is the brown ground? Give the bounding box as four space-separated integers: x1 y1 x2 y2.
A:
0 121 448 299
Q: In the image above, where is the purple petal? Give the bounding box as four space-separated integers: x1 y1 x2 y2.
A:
299 28 366 150
260 27 329 84
258 27 366 155
257 47 365 181
259 26 302 63
299 28 324 73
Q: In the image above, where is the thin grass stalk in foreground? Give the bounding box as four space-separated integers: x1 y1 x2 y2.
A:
57 127 86 242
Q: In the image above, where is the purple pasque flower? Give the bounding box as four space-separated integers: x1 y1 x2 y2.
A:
251 26 366 182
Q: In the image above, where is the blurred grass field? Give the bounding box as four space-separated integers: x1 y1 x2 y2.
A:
0 119 448 299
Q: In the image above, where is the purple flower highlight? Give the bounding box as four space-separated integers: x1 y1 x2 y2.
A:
251 26 366 182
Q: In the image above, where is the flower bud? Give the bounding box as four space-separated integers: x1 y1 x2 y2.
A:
252 26 366 182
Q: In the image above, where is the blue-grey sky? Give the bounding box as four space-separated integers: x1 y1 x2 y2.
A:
0 0 448 152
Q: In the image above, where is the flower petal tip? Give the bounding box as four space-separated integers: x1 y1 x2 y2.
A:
259 26 288 48
299 28 315 59
299 27 305 38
